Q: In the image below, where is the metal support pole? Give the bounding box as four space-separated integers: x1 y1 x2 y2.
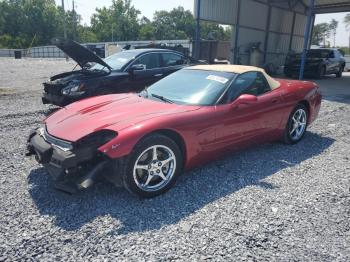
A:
194 0 201 59
61 0 67 39
288 12 296 51
233 0 241 64
263 4 272 64
299 0 315 80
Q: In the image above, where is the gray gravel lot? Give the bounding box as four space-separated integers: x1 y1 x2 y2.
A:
0 58 349 261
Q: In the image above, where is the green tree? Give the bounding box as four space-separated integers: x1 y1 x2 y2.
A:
329 19 338 47
139 16 155 40
312 23 331 46
0 0 64 48
201 22 231 41
77 25 98 43
91 0 140 41
345 13 350 30
151 7 230 41
152 7 195 40
344 13 350 51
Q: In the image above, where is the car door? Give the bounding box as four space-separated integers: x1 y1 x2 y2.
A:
161 52 187 77
128 53 163 91
214 72 283 150
334 50 344 71
326 50 338 73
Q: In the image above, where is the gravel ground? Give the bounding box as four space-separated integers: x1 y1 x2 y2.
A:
0 58 349 261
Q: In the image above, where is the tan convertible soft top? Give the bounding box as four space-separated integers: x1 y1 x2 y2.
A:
188 64 280 90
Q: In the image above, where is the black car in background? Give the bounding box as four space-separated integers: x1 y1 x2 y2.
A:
43 40 202 106
284 48 346 78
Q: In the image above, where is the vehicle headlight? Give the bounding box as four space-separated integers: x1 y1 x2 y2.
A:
62 81 85 96
41 127 73 151
75 130 117 149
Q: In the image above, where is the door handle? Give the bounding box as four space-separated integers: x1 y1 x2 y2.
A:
271 99 279 104
154 73 163 77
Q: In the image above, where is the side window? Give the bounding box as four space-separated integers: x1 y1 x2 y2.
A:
133 53 161 69
242 72 271 96
329 51 335 58
335 50 342 59
162 53 185 67
227 72 271 102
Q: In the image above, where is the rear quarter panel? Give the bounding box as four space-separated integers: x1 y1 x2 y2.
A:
277 79 321 129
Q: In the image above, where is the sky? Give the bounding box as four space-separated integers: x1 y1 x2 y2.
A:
315 13 349 47
55 0 194 24
55 0 349 47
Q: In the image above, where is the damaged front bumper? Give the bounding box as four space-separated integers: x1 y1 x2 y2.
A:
26 129 111 194
42 92 77 107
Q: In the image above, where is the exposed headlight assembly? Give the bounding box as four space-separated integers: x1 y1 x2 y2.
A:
62 81 85 96
75 130 117 149
41 127 73 151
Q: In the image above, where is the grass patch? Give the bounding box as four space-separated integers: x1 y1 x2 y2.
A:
0 87 15 95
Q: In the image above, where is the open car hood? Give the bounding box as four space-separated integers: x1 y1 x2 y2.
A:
53 39 111 70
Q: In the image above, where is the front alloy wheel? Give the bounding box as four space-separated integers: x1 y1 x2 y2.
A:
284 104 308 144
123 134 182 198
133 145 176 192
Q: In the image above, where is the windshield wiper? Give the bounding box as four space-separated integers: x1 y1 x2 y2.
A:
151 93 174 104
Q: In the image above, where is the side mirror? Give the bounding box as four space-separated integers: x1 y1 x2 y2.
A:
231 94 258 109
128 64 146 74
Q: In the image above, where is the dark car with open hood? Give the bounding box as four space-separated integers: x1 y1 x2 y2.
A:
42 39 203 106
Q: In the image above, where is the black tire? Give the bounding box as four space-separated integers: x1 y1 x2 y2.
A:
122 134 183 198
283 104 308 145
336 65 343 78
317 66 326 79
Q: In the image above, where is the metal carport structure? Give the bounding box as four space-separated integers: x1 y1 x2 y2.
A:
194 0 350 79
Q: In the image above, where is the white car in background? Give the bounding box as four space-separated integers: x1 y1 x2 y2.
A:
345 55 350 72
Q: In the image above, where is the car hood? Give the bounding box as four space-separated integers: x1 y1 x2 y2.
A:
53 39 111 70
45 94 200 142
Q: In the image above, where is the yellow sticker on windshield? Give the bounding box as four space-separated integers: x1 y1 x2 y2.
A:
206 75 229 84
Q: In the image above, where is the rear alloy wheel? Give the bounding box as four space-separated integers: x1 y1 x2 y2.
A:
336 66 343 78
284 104 308 144
123 134 182 198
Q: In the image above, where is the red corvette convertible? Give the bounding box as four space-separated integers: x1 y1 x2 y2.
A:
27 65 321 197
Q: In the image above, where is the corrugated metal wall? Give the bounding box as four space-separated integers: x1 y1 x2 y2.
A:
195 0 310 69
195 0 238 25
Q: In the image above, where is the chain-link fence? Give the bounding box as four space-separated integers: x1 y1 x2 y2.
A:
0 40 192 59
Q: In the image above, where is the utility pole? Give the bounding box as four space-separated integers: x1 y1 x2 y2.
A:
112 23 114 42
72 0 77 41
194 0 201 59
61 0 67 39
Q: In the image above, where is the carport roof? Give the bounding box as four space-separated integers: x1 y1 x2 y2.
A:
301 0 350 13
269 0 350 13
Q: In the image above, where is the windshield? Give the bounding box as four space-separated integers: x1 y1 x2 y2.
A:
145 69 236 106
91 51 137 71
307 50 330 58
293 50 330 59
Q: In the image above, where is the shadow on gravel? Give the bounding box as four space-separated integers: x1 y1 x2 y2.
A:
28 132 334 234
